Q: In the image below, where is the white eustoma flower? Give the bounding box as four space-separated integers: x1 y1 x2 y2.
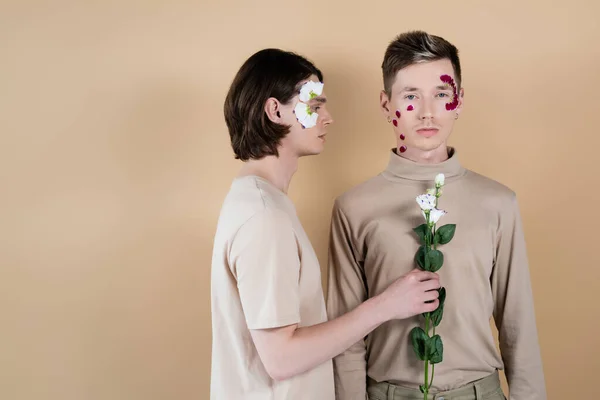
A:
299 81 324 102
416 194 437 211
294 102 318 129
435 173 445 187
426 188 436 196
428 208 447 225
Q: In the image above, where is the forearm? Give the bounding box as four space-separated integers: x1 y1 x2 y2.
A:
257 295 385 381
499 298 546 399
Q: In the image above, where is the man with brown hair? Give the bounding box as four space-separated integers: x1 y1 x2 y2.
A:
327 31 546 399
210 48 442 400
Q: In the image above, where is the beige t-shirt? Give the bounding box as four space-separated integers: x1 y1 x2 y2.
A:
210 176 334 400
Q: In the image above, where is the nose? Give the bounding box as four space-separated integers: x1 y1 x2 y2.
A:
419 99 434 120
321 109 334 125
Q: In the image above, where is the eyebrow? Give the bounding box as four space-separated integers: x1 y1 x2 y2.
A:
309 97 327 104
399 85 453 93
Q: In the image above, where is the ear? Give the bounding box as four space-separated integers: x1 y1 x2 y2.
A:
380 90 391 118
455 87 465 116
264 97 283 123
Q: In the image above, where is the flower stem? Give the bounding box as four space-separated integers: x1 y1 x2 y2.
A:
433 187 439 251
424 314 430 400
423 184 441 399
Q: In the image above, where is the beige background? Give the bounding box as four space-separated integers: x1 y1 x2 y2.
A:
1 1 598 399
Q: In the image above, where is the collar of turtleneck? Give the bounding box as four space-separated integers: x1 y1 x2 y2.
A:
381 147 467 183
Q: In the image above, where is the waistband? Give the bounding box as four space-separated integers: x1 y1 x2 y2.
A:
367 371 502 400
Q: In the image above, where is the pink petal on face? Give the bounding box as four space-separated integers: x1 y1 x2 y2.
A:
399 145 407 153
407 105 414 111
396 110 401 118
393 119 398 127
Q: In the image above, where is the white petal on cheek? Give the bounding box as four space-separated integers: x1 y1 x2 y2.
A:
294 102 318 129
305 113 318 128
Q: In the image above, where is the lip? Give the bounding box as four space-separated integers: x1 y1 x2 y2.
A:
416 128 439 138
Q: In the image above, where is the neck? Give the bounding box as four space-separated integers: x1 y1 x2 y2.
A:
383 146 464 183
397 143 449 164
238 148 299 194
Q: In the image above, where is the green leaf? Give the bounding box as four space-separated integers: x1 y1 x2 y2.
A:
430 287 446 327
430 305 444 327
419 384 426 394
427 250 444 272
438 287 446 305
415 245 431 271
410 327 429 361
413 224 429 245
428 334 444 364
435 224 456 245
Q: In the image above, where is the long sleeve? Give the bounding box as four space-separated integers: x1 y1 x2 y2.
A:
491 194 547 400
326 201 369 400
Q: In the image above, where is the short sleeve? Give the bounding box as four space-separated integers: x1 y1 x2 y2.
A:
229 209 301 330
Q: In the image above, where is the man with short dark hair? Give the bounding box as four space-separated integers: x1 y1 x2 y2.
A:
210 48 442 400
327 31 546 400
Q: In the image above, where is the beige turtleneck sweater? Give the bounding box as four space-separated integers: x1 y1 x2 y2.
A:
326 148 546 400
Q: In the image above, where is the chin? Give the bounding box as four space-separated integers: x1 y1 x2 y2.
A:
419 144 443 152
311 147 325 156
300 147 324 157
412 138 447 152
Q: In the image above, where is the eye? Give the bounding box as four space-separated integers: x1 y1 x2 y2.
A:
436 93 449 98
405 94 417 100
312 106 321 112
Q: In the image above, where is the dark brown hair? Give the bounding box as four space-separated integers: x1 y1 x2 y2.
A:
382 31 462 96
224 48 323 161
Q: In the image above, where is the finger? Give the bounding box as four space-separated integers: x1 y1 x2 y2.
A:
422 290 440 302
421 299 440 313
414 270 439 282
421 279 441 292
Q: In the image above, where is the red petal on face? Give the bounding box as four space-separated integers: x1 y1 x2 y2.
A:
441 75 459 110
400 134 405 140
445 99 459 111
396 110 401 118
393 119 398 127
399 145 407 153
407 105 414 111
